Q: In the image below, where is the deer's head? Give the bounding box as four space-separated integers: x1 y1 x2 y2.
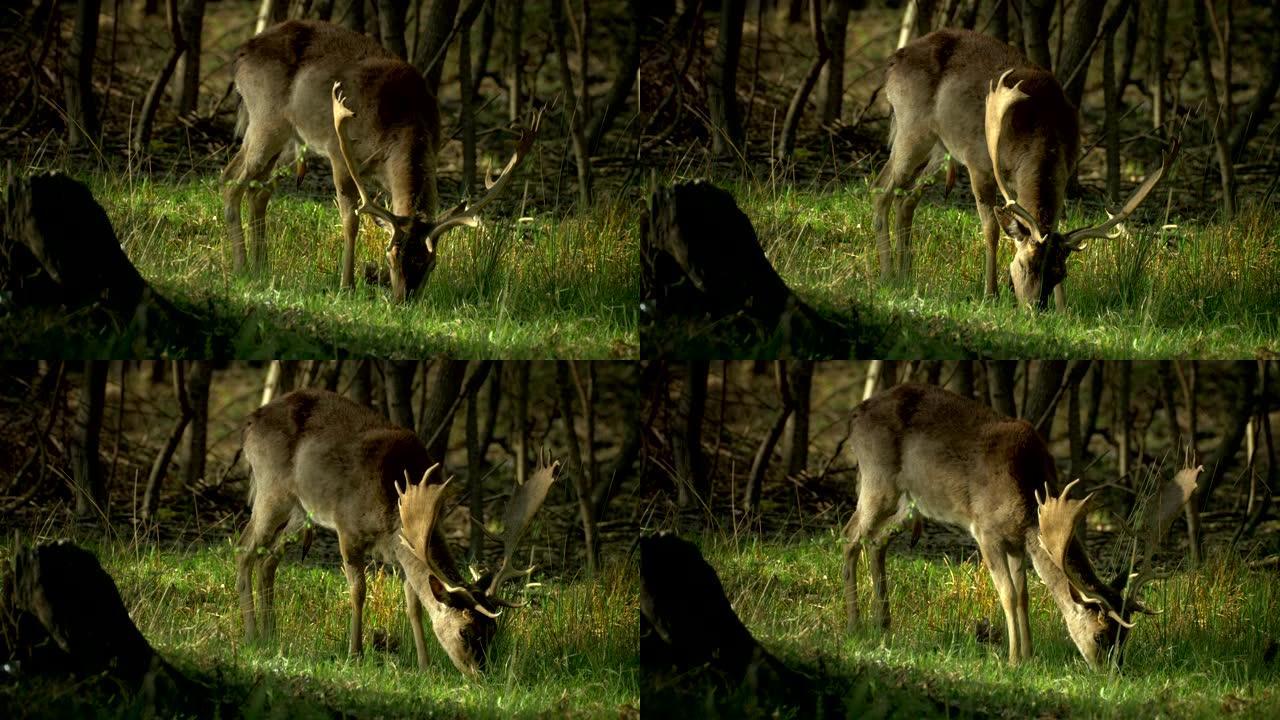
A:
394 456 561 676
1036 467 1198 669
985 69 1178 310
332 82 540 302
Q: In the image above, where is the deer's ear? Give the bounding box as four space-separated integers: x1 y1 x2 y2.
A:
993 205 1033 243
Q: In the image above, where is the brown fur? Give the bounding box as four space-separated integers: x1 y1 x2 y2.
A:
873 29 1080 308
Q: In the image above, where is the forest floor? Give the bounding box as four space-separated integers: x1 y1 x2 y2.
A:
0 3 641 358
642 363 1280 717
641 4 1280 357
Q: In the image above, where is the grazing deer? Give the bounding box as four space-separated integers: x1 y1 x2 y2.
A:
843 383 1197 668
222 20 539 302
237 388 560 675
874 29 1175 310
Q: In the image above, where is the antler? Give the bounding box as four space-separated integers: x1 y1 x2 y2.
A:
331 82 405 239
426 108 544 250
1124 464 1199 602
1035 479 1104 603
396 464 465 594
1063 139 1181 250
984 69 1045 240
484 449 561 601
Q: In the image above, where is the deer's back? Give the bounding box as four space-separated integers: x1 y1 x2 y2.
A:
243 389 433 539
850 384 1050 535
234 21 440 162
886 29 1079 179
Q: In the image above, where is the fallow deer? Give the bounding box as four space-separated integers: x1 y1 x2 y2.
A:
874 29 1175 310
237 388 560 676
222 20 539 302
843 383 1198 668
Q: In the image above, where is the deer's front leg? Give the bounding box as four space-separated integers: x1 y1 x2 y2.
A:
332 161 360 291
970 171 1003 299
404 579 430 670
339 536 369 658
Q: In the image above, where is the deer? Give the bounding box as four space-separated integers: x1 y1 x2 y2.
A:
842 383 1198 668
236 388 560 676
873 29 1176 310
222 20 539 303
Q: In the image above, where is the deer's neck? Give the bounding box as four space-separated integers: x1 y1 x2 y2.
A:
385 131 439 219
1024 530 1082 619
1015 145 1069 231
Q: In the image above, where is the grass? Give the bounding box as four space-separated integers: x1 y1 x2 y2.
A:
4 166 638 358
676 531 1280 718
670 175 1279 358
0 537 638 718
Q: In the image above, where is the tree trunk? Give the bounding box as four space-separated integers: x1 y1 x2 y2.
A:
1057 0 1108 108
172 0 206 114
817 0 849 124
1149 0 1168 132
183 360 211 488
66 0 102 147
350 358 373 407
458 0 478 194
1021 0 1053 70
742 362 793 513
987 360 1017 418
511 362 529 488
1117 361 1132 482
384 360 417 430
708 0 746 157
337 0 363 31
71 361 108 520
1103 18 1120 205
551 0 594 206
505 0 524 121
593 361 640 519
951 360 974 400
418 360 470 464
675 361 708 507
1195 0 1236 219
1229 0 1280 156
133 0 185 152
378 0 409 57
783 360 813 475
141 362 189 522
467 384 483 562
1022 360 1067 441
588 0 641 152
780 0 831 159
414 0 460 97
557 361 598 574
989 0 1008 44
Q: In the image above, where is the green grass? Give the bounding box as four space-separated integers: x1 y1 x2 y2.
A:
6 168 637 358
0 539 638 718
715 178 1279 357
681 532 1280 718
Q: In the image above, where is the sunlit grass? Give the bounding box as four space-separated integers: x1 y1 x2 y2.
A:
0 538 638 718
702 178 1279 357
689 532 1279 718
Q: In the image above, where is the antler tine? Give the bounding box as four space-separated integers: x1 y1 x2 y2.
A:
1125 464 1199 602
427 108 543 245
397 465 464 593
330 82 402 229
984 69 1045 239
1036 478 1112 608
1064 139 1181 248
485 453 561 597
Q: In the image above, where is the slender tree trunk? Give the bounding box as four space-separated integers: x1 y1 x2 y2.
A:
173 0 206 114
1021 0 1053 70
989 0 1008 44
1149 0 1168 132
414 0 460 98
384 360 417 430
473 0 496 97
337 0 364 31
71 361 108 520
557 361 598 574
1229 0 1280 156
708 0 746 157
467 385 483 562
551 0 594 206
459 1 477 194
66 0 102 147
593 362 640 519
743 362 793 513
511 362 529 488
1068 376 1082 479
783 361 813 476
378 0 409 57
1103 19 1120 205
350 359 373 406
987 360 1017 418
1022 360 1068 441
675 361 708 507
183 360 211 488
1117 362 1132 482
141 362 190 522
1195 0 1236 219
780 0 830 159
134 0 185 152
418 360 469 465
588 0 641 152
951 360 974 400
506 0 524 121
1057 0 1108 107
817 0 849 124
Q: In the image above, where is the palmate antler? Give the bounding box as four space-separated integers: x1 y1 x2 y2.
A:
485 450 561 605
984 68 1179 250
331 82 541 254
397 464 466 594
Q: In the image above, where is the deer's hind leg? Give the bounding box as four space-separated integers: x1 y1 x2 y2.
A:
222 120 289 276
843 479 907 634
257 506 305 640
976 533 1023 664
872 119 934 284
236 496 295 644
